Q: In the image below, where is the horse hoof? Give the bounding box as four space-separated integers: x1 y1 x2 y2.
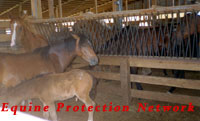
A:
167 91 172 94
21 100 25 106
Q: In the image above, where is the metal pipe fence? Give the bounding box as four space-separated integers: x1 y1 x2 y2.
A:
30 4 200 58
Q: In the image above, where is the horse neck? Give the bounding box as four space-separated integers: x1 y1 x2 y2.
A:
49 44 77 72
0 90 16 106
21 22 47 52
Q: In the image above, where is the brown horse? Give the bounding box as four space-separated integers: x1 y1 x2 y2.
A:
10 15 48 52
0 32 98 91
101 25 170 56
176 13 200 40
168 13 200 93
0 69 96 121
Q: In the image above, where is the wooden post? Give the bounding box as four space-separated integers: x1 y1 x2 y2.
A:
118 0 123 11
120 59 131 105
58 0 62 17
31 0 37 17
95 0 98 13
55 7 59 18
48 0 55 18
152 0 157 7
31 0 42 18
165 0 167 6
125 0 128 10
178 0 180 5
143 0 148 8
37 0 42 18
112 0 117 11
19 3 22 15
148 0 151 8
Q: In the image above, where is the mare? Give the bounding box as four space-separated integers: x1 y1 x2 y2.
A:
0 31 98 92
10 15 48 52
0 69 97 121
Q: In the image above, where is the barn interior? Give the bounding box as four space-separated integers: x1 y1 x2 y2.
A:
0 0 200 121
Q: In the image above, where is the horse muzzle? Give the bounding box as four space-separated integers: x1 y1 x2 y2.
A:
89 58 98 66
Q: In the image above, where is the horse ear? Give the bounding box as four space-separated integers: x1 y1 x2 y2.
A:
21 10 28 20
71 34 80 46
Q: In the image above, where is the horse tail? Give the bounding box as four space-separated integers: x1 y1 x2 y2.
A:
89 76 98 100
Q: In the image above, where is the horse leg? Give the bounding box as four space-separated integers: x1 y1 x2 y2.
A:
89 78 98 100
163 69 168 76
21 99 32 107
168 87 176 93
168 70 185 93
42 103 50 120
46 102 57 121
168 70 179 93
78 95 95 121
130 67 143 90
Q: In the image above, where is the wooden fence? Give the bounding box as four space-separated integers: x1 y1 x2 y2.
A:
0 21 10 42
73 55 200 106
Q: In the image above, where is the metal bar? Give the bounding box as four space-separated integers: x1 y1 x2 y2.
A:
29 4 200 23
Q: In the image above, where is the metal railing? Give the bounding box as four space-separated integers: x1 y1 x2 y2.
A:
30 4 200 58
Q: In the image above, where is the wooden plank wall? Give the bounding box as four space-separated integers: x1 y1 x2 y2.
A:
0 21 10 42
0 34 10 42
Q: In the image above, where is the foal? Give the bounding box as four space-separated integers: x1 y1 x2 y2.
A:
0 69 96 121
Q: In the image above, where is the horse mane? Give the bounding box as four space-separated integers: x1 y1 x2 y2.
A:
20 18 37 35
34 29 89 58
49 27 89 46
33 46 50 59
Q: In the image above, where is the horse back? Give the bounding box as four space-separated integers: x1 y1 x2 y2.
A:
0 53 55 88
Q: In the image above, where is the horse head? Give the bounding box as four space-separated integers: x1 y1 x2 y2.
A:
72 34 98 66
10 14 28 48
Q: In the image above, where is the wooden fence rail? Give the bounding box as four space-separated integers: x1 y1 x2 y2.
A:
73 55 200 106
74 56 200 71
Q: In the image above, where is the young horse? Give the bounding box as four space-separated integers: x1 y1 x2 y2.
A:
0 32 98 90
10 15 48 52
0 69 96 121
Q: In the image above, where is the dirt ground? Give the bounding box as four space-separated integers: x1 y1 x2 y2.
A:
26 68 200 121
